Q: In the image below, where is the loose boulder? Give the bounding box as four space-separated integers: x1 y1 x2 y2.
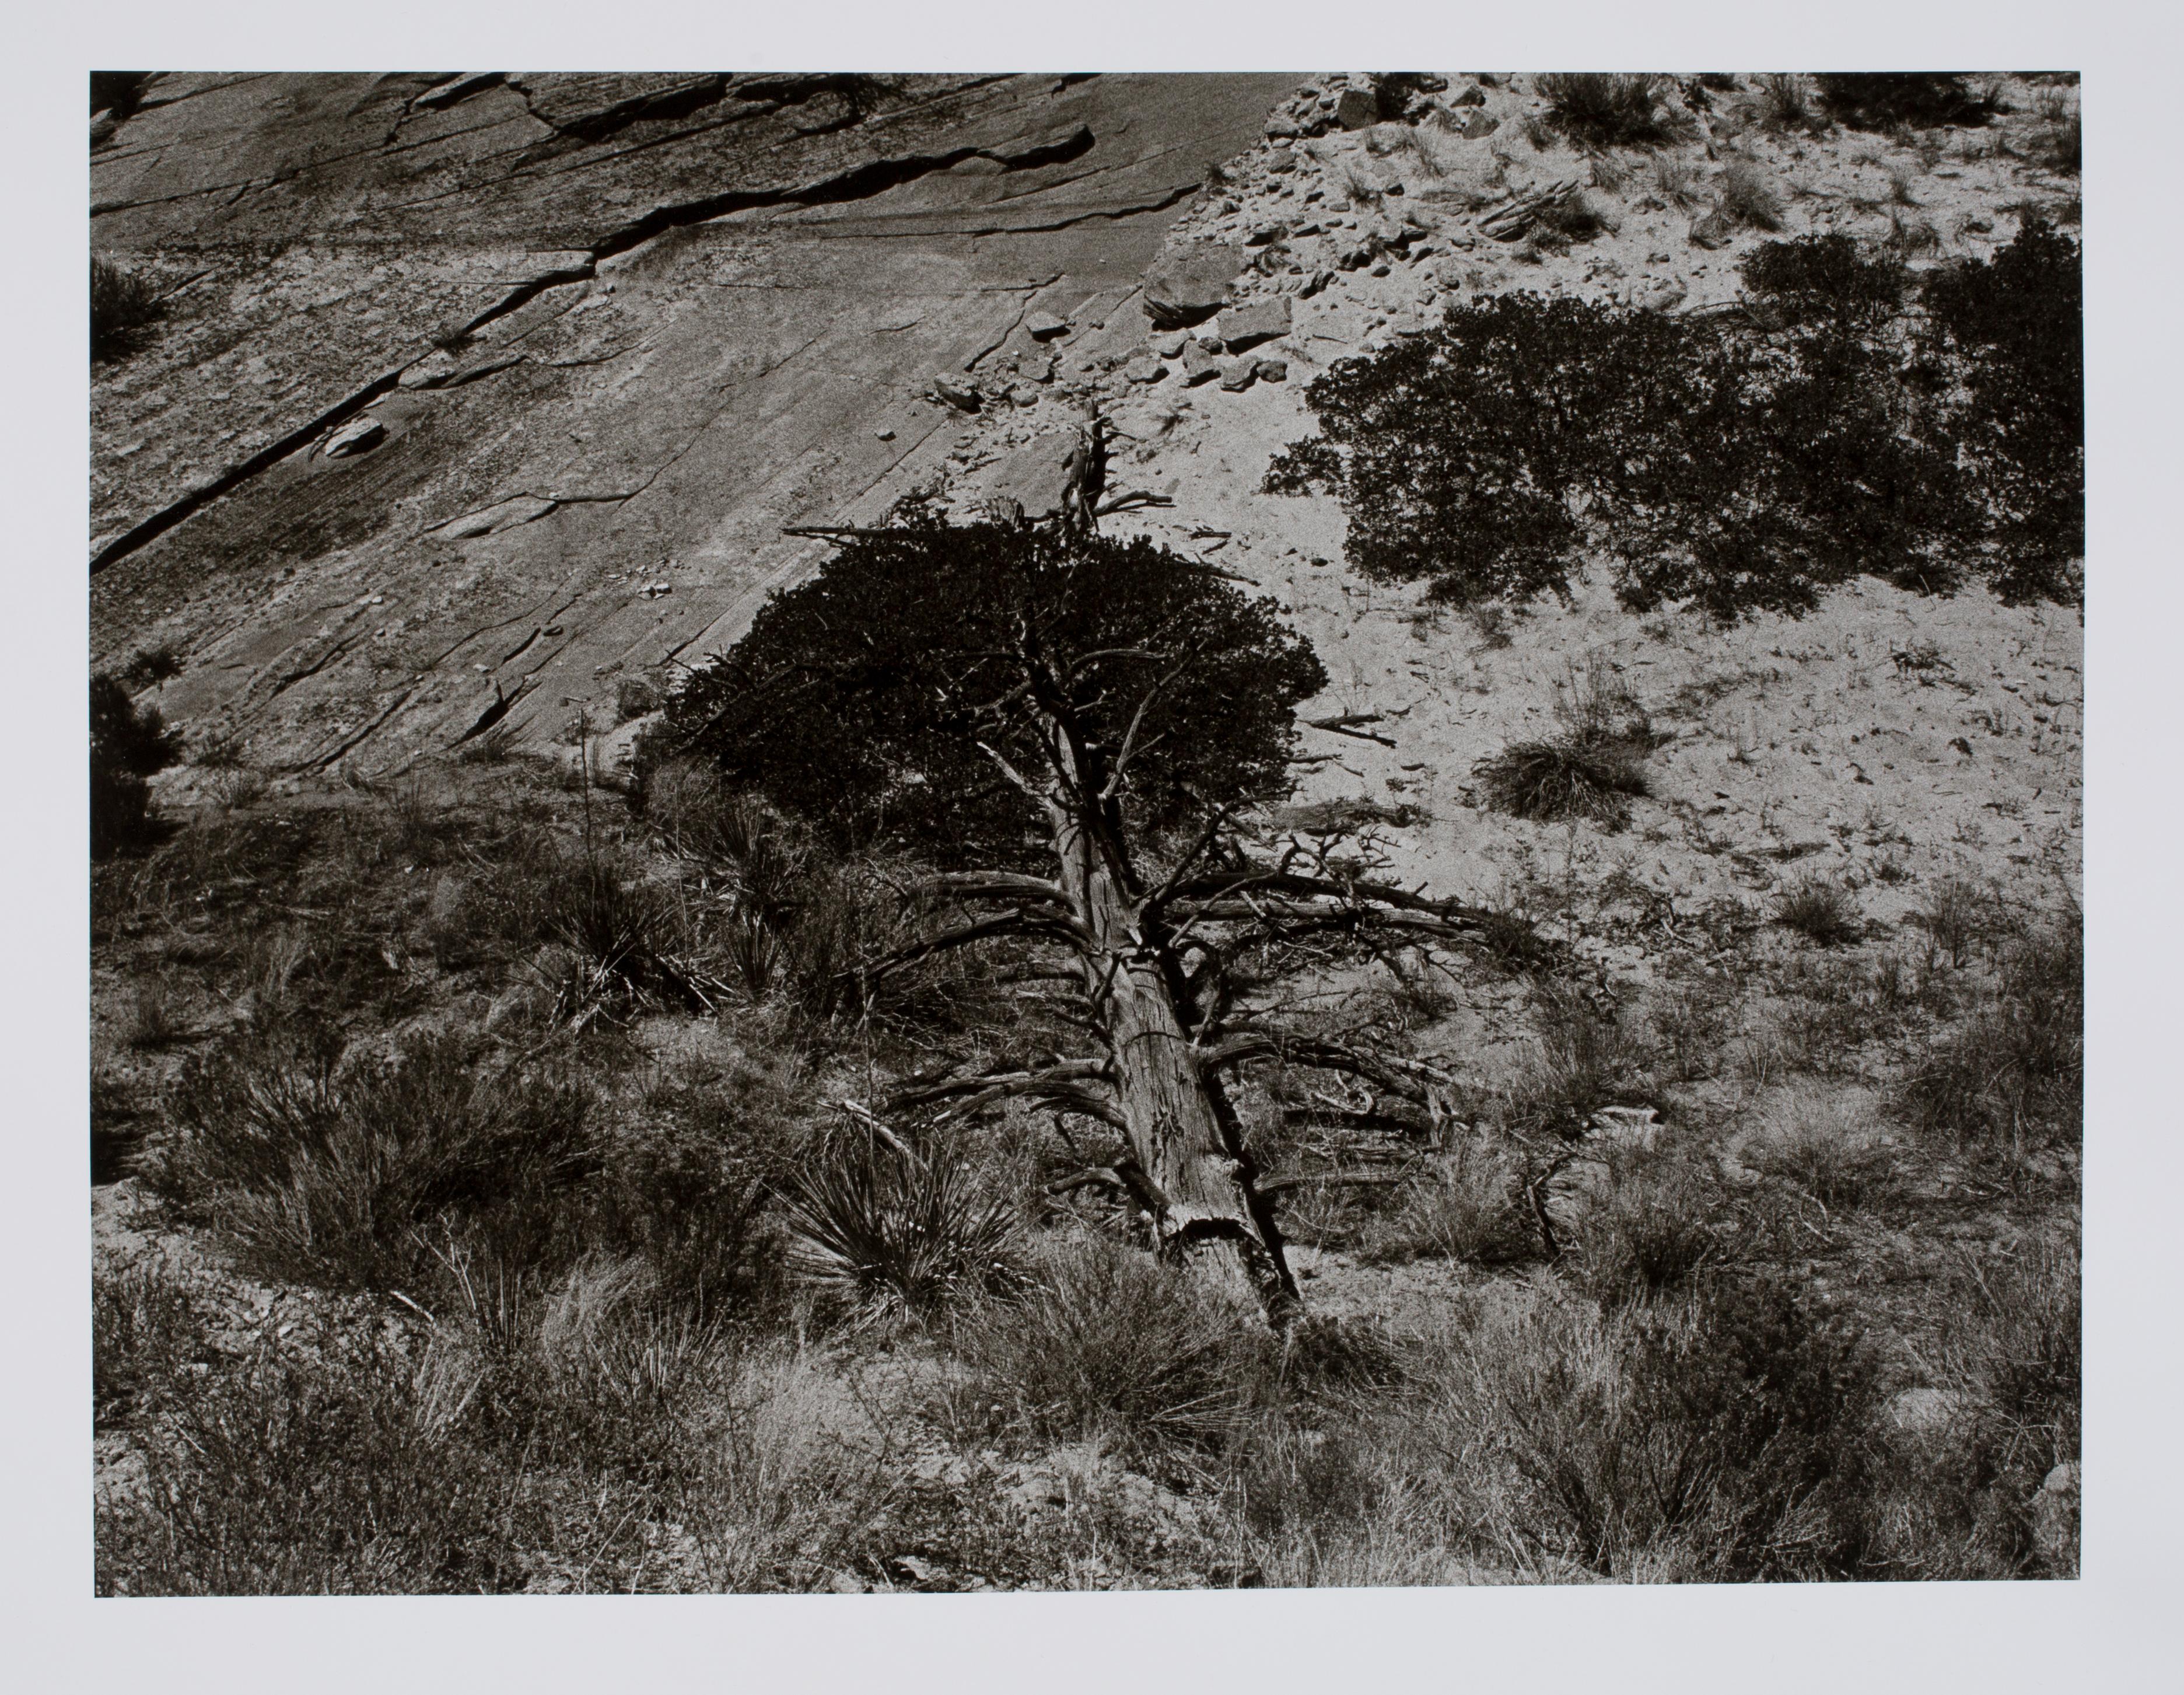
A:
1143 244 1243 330
1335 88 1380 131
1219 296 1292 351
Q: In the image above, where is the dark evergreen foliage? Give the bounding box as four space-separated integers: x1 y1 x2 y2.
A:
1264 225 2081 620
91 673 182 859
642 519 1326 868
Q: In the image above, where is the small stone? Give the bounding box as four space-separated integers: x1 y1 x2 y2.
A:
1252 357 1288 382
1688 209 1734 250
1019 353 1055 383
1370 262 1392 277
1181 344 1223 385
1335 88 1380 131
876 427 895 440
321 417 386 458
1217 355 1258 392
1153 332 1188 358
1244 223 1286 247
1454 110 1500 140
1452 84 1486 108
1024 310 1069 340
1123 352 1168 384
828 1570 869 1595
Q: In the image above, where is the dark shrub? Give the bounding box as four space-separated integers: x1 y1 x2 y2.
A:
1268 223 2077 620
148 1032 597 1289
1814 74 1997 131
1534 73 1694 148
91 673 182 858
1741 233 1906 328
92 256 162 361
1924 219 2084 599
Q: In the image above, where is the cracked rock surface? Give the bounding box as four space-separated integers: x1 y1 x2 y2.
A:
91 71 1294 769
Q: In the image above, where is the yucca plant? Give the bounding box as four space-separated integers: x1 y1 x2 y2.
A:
780 1138 1021 1323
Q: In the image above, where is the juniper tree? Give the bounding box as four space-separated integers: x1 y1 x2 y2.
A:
646 512 1501 1322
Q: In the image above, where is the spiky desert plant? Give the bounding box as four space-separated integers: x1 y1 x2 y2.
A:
781 1138 1022 1323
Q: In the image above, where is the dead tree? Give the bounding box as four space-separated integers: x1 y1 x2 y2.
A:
646 518 1515 1326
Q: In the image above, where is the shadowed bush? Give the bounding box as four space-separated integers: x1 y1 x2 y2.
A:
1535 74 1694 149
1814 74 1997 131
1265 223 2079 618
92 673 182 858
146 1032 597 1290
92 256 162 361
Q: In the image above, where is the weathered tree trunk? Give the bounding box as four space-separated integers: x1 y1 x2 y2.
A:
1050 794 1298 1325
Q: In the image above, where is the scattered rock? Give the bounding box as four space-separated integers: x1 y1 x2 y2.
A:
931 376 982 412
1143 244 1243 330
1181 344 1223 385
2032 1463 2080 1574
1688 209 1735 250
1123 352 1168 385
1024 310 1069 340
1884 1387 1975 1440
1629 275 1689 313
1335 88 1380 131
321 417 386 458
1452 110 1501 141
1219 296 1292 351
1452 85 1487 108
1252 356 1288 382
1217 355 1258 392
875 427 895 441
1152 331 1188 359
1019 353 1055 383
1245 223 1286 247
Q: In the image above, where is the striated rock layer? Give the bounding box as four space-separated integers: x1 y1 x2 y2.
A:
90 72 1296 767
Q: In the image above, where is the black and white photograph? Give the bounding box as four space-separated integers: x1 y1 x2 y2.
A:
21 6 2181 1685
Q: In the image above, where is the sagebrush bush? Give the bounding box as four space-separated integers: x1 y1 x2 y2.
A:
1568 1152 1720 1302
1534 74 1693 149
1444 1278 1881 1578
148 1031 597 1289
1363 1139 1530 1266
951 1234 1275 1452
1903 920 2081 1158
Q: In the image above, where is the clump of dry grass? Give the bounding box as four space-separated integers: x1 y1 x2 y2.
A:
1715 158 1786 229
1474 657 1654 826
1776 876 1861 946
949 1234 1276 1453
1534 73 1694 149
1648 151 1706 211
